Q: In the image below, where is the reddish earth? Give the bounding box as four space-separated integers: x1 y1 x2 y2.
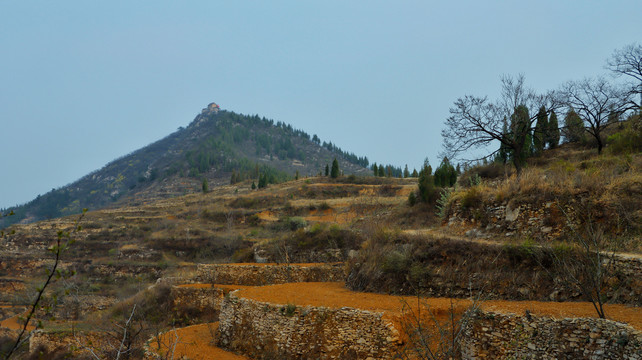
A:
234 282 642 331
151 323 248 360
0 311 35 331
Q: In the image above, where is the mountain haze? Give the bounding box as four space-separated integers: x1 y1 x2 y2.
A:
1 103 370 227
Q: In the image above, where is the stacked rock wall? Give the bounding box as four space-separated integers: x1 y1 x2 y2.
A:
218 293 400 359
461 310 642 359
169 285 224 321
196 263 345 285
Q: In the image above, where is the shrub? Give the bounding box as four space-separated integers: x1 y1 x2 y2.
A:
407 191 417 206
460 186 483 209
287 217 307 231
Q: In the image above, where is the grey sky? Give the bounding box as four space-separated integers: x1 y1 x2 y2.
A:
1 1 640 209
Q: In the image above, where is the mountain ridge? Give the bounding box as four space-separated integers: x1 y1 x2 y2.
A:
1 103 371 227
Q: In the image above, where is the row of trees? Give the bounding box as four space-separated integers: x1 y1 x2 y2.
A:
442 43 641 173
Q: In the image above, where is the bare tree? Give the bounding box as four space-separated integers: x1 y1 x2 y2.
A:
606 43 642 109
442 74 560 174
560 76 633 154
2 210 86 360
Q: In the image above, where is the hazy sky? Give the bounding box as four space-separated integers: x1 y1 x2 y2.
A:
1 1 640 209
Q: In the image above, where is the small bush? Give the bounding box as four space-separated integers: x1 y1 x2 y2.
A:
287 217 307 231
460 186 483 209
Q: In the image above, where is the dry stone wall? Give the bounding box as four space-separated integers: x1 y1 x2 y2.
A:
461 310 642 359
196 263 345 285
218 293 400 359
170 285 224 321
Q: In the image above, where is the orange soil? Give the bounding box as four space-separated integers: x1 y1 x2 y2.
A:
234 282 642 331
151 323 248 360
256 211 278 221
306 208 357 224
0 312 35 331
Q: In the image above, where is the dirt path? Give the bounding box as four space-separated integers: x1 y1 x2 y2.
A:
150 323 248 360
234 282 642 331
404 228 642 261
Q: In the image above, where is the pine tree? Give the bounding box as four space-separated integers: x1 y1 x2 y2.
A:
417 160 436 203
378 164 385 177
411 168 418 177
403 165 410 178
258 173 267 189
295 170 299 180
433 157 457 187
325 164 329 177
202 178 209 193
372 163 378 176
533 106 548 154
251 181 256 190
330 158 340 178
563 109 585 143
510 105 533 170
547 110 560 148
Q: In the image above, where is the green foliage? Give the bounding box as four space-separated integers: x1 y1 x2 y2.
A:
403 164 410 178
435 188 452 219
281 304 297 317
510 104 533 168
563 109 585 143
407 191 417 206
460 186 483 209
287 217 308 231
251 181 256 190
325 164 329 177
378 164 385 177
411 168 418 177
547 110 560 148
417 160 437 203
607 117 642 154
433 157 457 187
533 106 548 154
202 178 209 193
330 158 340 178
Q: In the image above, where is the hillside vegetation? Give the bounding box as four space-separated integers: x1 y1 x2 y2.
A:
1 105 370 227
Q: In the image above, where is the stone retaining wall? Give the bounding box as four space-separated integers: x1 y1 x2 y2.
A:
196 263 345 285
218 293 400 359
170 285 224 322
461 310 642 359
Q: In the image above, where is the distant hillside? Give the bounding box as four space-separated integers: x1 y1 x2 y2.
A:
1 103 371 227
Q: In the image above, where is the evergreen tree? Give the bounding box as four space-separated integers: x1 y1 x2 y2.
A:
533 106 548 154
324 164 329 177
547 110 560 148
417 160 437 203
563 109 585 143
403 164 410 178
372 163 378 176
411 168 418 177
330 158 340 178
433 157 457 187
378 164 385 177
258 173 268 189
251 181 256 190
295 170 299 180
202 178 209 193
510 105 533 169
